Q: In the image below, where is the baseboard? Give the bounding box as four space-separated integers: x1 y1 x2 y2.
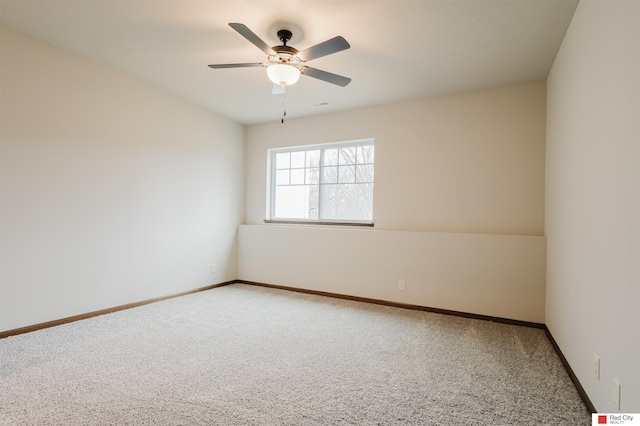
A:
544 326 596 413
0 281 235 339
1 279 544 337
236 280 546 329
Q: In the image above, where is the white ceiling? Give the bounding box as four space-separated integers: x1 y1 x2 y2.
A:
0 0 578 125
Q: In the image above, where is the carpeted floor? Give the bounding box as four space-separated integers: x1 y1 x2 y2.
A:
1 283 591 425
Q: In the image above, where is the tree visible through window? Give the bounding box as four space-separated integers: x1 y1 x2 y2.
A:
269 140 374 224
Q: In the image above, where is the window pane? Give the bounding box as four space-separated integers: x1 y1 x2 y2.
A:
306 150 320 167
274 185 316 219
356 164 374 183
275 152 290 169
275 169 289 185
338 165 355 183
320 183 373 221
323 148 339 166
306 167 319 184
322 166 338 183
339 147 356 165
356 145 374 164
290 169 305 185
308 185 319 219
291 151 305 168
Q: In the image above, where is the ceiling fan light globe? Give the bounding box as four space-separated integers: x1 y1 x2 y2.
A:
267 64 300 86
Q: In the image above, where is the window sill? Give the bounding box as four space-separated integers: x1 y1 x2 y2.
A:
264 220 374 227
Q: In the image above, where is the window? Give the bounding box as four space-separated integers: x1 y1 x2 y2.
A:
267 140 374 225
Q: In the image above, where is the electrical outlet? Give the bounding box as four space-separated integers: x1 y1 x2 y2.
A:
613 378 621 411
211 264 216 273
398 280 406 291
594 354 600 381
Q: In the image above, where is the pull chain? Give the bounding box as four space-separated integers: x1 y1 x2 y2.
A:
281 87 287 124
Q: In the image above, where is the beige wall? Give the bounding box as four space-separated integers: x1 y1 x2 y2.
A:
546 0 640 412
240 81 547 322
0 27 245 331
239 225 546 323
246 81 546 235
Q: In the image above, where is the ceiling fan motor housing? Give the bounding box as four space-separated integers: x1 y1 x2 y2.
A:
272 46 299 64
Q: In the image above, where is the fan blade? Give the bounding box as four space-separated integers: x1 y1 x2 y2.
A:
208 63 266 69
301 67 351 87
272 84 285 95
297 36 350 61
229 23 275 55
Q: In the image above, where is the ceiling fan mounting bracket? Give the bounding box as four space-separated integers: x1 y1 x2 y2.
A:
277 29 293 45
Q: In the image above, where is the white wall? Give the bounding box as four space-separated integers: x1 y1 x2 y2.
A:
0 26 245 332
546 0 640 412
241 82 547 323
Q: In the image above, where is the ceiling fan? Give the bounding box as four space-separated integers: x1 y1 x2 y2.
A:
208 23 351 94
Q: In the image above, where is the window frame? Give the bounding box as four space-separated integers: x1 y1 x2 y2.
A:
266 139 375 226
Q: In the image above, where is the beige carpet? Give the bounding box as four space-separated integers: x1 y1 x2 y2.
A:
0 284 591 425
